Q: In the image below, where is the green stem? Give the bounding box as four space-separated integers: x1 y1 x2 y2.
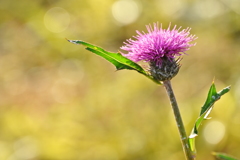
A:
163 80 195 160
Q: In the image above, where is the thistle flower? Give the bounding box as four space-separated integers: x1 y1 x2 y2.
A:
121 22 197 81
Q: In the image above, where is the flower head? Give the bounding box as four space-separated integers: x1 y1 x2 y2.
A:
121 22 197 81
121 22 197 66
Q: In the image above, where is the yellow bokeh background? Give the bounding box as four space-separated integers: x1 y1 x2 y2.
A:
0 0 240 159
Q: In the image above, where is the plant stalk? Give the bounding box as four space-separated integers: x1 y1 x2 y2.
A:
163 80 195 160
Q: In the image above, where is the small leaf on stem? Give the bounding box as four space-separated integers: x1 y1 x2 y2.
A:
188 82 231 153
212 152 239 160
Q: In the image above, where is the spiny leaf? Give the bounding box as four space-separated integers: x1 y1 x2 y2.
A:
67 39 161 84
200 82 217 115
212 152 239 160
188 82 231 153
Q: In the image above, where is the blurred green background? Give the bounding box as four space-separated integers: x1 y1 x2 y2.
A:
0 0 240 159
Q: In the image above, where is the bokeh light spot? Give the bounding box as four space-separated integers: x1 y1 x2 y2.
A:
111 0 140 25
44 7 70 33
51 78 76 104
194 0 226 19
13 136 39 160
157 0 184 17
203 120 226 144
58 59 84 84
121 129 145 153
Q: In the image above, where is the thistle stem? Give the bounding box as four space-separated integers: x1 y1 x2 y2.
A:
163 80 195 160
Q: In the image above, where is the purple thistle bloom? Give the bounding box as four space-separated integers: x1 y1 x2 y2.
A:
121 22 197 67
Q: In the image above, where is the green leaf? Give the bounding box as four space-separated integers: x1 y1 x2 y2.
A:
212 152 239 160
188 82 231 153
200 83 217 115
67 39 161 84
